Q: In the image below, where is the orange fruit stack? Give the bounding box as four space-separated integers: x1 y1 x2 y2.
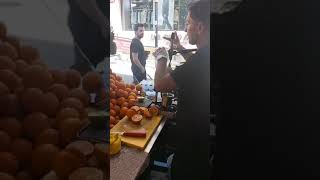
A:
109 69 160 128
0 22 109 179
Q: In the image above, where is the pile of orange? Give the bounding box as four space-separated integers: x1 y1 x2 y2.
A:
109 69 160 128
0 22 108 179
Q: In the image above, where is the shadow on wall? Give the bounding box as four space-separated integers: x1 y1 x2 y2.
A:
20 37 75 69
0 1 22 8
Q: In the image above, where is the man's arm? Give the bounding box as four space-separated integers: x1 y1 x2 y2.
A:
154 58 176 92
74 0 107 29
132 52 145 73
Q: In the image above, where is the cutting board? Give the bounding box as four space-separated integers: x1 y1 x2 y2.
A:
110 115 163 149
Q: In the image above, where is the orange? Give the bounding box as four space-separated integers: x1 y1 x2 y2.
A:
119 112 126 119
110 84 117 91
113 105 120 114
131 106 140 112
115 76 122 81
116 89 127 98
125 88 132 93
118 83 126 90
110 91 116 98
139 107 148 114
117 97 126 106
128 95 135 100
122 91 128 98
110 99 117 105
110 109 116 117
121 102 129 108
115 89 121 98
149 106 159 116
120 107 128 115
126 109 136 118
115 81 121 87
130 84 135 90
144 110 152 119
110 116 116 124
132 90 138 95
121 89 128 97
128 99 136 107
129 92 137 97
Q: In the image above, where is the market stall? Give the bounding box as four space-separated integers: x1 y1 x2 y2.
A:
0 22 109 180
109 69 172 180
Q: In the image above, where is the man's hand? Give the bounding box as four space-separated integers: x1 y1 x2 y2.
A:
153 47 169 61
164 31 193 61
132 52 146 74
163 31 183 50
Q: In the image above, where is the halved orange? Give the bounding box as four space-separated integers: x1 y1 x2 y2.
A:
131 114 143 125
131 106 140 112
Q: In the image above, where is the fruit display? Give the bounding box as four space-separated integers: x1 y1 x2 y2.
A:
0 22 109 179
109 69 160 128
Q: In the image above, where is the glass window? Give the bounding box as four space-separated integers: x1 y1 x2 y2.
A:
122 0 190 31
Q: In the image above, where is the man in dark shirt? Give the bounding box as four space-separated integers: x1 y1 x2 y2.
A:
153 1 210 179
130 24 147 84
213 1 320 179
68 0 108 70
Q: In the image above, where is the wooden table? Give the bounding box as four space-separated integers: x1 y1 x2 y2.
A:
110 113 172 180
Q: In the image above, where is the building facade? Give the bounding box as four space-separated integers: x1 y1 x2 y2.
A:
110 0 196 53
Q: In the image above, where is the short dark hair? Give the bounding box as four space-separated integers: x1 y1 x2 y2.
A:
188 0 210 28
134 23 144 32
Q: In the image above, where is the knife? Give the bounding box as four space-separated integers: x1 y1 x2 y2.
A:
111 130 147 138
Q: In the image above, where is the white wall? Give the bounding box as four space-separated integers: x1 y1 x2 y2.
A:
110 0 123 32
